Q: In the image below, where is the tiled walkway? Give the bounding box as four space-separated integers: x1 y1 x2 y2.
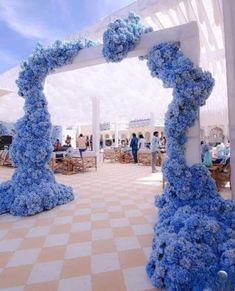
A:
0 163 163 291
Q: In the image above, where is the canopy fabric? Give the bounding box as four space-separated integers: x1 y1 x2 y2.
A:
0 88 13 97
0 0 228 132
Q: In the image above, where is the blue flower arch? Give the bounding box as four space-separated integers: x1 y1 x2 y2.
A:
0 12 234 290
102 14 235 290
0 39 94 216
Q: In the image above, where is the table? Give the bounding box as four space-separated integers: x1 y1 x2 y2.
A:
208 165 220 191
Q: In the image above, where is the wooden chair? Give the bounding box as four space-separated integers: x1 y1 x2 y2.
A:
217 162 231 190
103 148 116 162
156 152 162 166
209 161 231 191
69 157 84 173
66 152 97 173
82 152 97 171
49 156 74 174
138 149 151 166
115 148 132 164
0 149 13 167
209 165 220 191
123 152 132 163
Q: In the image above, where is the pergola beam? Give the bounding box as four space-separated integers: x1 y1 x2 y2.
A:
54 22 199 74
223 0 235 201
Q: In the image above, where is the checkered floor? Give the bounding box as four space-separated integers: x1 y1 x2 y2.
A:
0 162 165 291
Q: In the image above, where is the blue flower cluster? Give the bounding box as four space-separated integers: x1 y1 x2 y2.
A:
102 15 235 290
102 13 152 62
0 39 94 216
144 42 235 290
0 122 9 136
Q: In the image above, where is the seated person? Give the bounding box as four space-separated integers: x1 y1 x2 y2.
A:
65 135 72 146
53 139 61 151
217 142 226 160
225 144 230 156
66 147 74 157
211 146 223 164
203 145 213 167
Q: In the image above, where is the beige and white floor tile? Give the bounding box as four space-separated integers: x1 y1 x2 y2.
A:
0 163 230 290
58 276 91 291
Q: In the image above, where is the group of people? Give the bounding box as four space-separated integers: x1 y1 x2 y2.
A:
53 134 93 157
53 131 167 169
201 140 230 167
53 135 72 150
130 131 166 173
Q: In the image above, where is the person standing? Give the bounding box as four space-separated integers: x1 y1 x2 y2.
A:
130 133 138 163
203 145 213 167
200 141 206 162
151 131 160 173
100 136 103 149
138 134 145 149
90 135 93 151
86 136 90 148
77 134 87 157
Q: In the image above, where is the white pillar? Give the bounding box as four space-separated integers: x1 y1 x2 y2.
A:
185 118 201 165
178 27 201 167
204 125 209 143
92 96 100 159
223 0 235 200
77 125 81 135
114 121 119 148
150 113 155 135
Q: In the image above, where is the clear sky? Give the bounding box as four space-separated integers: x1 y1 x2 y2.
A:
0 0 135 74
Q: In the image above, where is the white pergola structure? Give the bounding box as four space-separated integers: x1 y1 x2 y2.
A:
0 0 227 130
68 0 227 136
53 22 200 165
0 88 13 97
223 0 235 200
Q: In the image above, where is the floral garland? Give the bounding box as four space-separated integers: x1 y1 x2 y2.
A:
103 12 152 62
145 43 235 290
0 39 94 216
102 15 235 290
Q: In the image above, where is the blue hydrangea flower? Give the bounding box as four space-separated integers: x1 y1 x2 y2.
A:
102 13 152 62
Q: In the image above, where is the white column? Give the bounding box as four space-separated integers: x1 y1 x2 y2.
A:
179 26 201 167
114 121 119 148
185 118 201 165
77 125 81 135
92 96 100 160
150 113 155 135
204 125 209 143
223 0 235 200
